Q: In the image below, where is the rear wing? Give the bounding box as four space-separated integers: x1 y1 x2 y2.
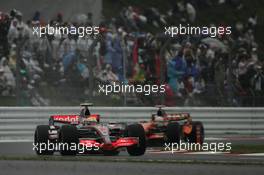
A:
49 115 80 125
49 114 100 125
152 113 192 122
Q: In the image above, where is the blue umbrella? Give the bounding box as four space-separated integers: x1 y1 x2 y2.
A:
63 51 76 70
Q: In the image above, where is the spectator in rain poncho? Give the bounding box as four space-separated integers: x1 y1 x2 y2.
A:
22 49 43 81
97 64 118 85
132 64 146 83
104 32 115 65
0 57 15 94
77 63 89 80
76 35 93 59
61 35 77 70
186 2 196 23
167 50 186 94
184 45 199 79
51 33 62 61
32 11 41 23
37 34 52 67
105 64 119 84
7 19 19 44
111 32 124 81
0 68 7 95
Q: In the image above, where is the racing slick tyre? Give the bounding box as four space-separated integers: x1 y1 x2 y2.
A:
166 122 181 144
187 121 204 144
103 150 120 156
34 125 54 155
126 124 146 156
59 125 79 156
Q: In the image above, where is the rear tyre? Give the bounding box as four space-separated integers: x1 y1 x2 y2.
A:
59 125 79 156
188 121 204 144
34 125 54 155
166 122 181 144
126 124 146 156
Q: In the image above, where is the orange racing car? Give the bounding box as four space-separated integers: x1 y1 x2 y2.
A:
139 105 204 145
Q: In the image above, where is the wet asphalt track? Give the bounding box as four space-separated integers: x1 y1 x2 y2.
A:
0 160 264 175
0 138 264 175
1 137 264 156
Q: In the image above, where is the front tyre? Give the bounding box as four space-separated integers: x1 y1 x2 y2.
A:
126 124 146 156
34 125 54 155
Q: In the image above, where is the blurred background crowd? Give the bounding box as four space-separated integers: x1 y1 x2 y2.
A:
0 0 263 106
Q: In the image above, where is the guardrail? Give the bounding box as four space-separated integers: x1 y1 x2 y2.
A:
0 107 263 140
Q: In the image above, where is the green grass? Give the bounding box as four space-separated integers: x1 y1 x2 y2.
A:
0 96 17 106
231 144 264 154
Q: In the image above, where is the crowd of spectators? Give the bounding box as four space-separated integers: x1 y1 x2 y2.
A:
0 0 263 106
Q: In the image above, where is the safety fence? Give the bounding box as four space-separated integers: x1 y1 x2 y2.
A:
0 107 263 140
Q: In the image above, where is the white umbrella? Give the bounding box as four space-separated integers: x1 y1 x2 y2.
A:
201 37 227 52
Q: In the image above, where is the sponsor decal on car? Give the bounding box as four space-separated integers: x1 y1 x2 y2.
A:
52 115 79 123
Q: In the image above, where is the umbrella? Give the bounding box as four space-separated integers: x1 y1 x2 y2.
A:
63 52 76 70
201 37 227 52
